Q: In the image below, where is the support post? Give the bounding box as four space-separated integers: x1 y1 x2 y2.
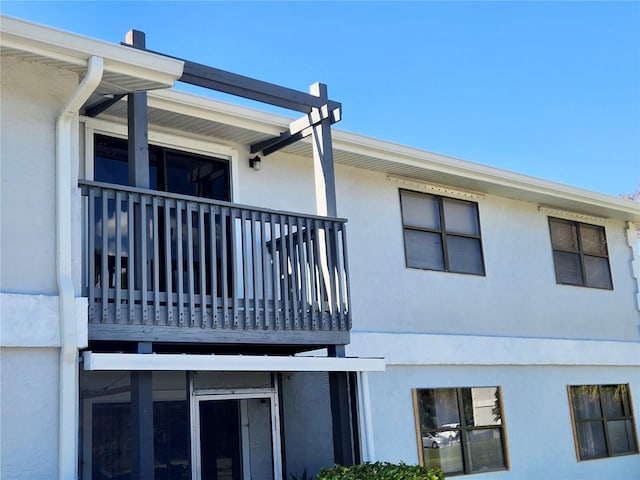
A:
126 29 150 189
310 82 337 218
131 342 154 480
328 345 355 465
126 29 154 480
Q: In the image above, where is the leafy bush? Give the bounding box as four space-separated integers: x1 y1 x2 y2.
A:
318 462 444 480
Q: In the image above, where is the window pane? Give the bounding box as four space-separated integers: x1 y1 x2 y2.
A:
601 385 626 418
446 236 484 275
466 428 506 473
423 438 464 475
404 230 444 270
165 151 230 201
607 420 638 455
576 421 607 459
580 224 607 256
462 387 502 427
549 218 578 251
416 388 460 430
401 192 440 229
553 251 583 285
584 256 612 289
571 386 602 419
92 403 132 480
443 199 479 235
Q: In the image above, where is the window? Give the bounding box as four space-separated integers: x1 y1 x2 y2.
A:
413 387 507 475
548 217 612 289
568 384 638 461
94 133 230 201
400 190 484 275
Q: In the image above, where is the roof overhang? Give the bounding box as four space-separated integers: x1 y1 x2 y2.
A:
0 15 183 96
92 89 640 223
83 351 386 372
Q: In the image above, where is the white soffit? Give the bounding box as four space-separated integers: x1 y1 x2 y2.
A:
83 352 386 372
0 15 183 95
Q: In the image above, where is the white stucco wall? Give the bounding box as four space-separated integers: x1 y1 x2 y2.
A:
332 163 639 341
364 364 639 479
1 56 79 294
0 348 60 480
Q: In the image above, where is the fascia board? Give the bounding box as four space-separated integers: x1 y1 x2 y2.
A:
83 352 386 372
1 15 183 87
332 130 640 219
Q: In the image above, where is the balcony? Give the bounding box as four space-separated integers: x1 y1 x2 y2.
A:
80 180 351 348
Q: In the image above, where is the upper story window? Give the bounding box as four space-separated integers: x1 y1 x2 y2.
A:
400 190 485 275
568 384 638 460
94 134 230 201
413 386 508 475
548 217 612 289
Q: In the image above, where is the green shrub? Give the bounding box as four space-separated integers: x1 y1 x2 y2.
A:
317 462 444 480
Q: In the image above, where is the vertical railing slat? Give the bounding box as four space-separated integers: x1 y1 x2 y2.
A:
250 211 259 329
210 206 218 328
311 219 326 329
241 209 249 329
231 209 239 329
296 216 308 330
209 205 219 328
325 220 338 330
199 205 207 328
260 213 269 330
140 195 148 324
100 191 109 322
269 214 280 330
305 218 317 330
221 207 229 329
334 222 347 331
164 200 173 326
186 203 196 327
127 193 135 323
176 201 185 327
152 197 160 325
287 216 299 329
88 188 96 323
114 192 122 324
279 216 290 330
340 222 352 330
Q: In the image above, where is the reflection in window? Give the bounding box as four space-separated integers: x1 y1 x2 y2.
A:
413 387 507 475
569 384 638 460
400 190 484 275
91 401 190 480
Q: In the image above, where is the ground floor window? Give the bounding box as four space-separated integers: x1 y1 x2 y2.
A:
568 384 638 460
91 400 190 480
412 387 508 475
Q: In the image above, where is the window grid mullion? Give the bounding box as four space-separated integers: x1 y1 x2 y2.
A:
575 220 588 286
456 388 471 474
439 197 450 272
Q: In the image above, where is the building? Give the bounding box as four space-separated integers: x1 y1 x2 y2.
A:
1 15 639 480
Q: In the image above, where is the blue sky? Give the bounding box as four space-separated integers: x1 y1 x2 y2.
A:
3 1 639 197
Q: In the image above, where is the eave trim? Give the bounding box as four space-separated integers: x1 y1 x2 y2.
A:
83 352 386 372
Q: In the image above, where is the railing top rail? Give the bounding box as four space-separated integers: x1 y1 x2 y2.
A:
79 179 348 223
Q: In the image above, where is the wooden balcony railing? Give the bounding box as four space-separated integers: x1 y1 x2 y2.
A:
80 180 351 346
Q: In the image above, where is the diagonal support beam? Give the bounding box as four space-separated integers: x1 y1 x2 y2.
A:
84 94 126 117
250 101 342 156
